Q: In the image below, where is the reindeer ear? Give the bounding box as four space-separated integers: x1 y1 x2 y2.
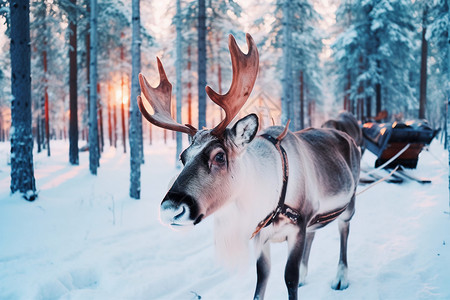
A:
230 114 259 147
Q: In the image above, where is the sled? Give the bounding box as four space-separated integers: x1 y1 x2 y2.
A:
362 120 438 169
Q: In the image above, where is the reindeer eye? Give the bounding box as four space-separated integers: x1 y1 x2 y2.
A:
214 152 226 165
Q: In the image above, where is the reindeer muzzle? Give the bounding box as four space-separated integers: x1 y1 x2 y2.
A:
159 191 201 228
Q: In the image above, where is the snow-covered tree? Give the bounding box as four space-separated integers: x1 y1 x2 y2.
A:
425 0 448 131
271 0 324 130
30 0 67 156
170 0 243 130
10 0 37 199
332 0 417 121
55 0 81 164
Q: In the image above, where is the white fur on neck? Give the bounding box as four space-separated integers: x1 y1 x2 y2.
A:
213 140 281 268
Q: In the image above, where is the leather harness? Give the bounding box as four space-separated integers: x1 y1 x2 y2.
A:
250 131 349 239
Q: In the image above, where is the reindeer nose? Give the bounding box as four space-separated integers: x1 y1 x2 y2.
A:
160 191 198 227
160 201 191 225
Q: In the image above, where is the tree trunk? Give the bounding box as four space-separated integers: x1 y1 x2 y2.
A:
107 83 112 146
308 100 315 127
447 6 450 209
281 0 293 126
217 35 223 122
197 0 207 129
419 4 428 120
175 0 183 168
187 45 192 125
121 82 127 154
41 5 50 157
375 82 381 115
344 71 351 111
36 116 41 152
120 35 127 153
10 0 37 198
89 0 99 175
366 96 372 121
40 95 45 149
299 70 304 130
85 0 91 141
113 98 118 148
97 83 104 153
44 50 50 157
129 0 141 199
68 0 79 165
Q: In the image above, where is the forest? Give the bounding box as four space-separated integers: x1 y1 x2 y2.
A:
0 1 450 299
0 0 448 196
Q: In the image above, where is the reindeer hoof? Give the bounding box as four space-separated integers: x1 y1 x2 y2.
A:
331 278 349 290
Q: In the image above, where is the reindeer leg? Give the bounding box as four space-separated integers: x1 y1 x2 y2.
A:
285 227 306 300
299 231 315 286
253 243 271 300
332 195 355 290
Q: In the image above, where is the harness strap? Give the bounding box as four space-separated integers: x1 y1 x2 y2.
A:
251 133 289 239
307 203 349 227
250 127 349 239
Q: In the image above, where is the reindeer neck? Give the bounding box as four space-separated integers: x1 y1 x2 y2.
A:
215 136 284 238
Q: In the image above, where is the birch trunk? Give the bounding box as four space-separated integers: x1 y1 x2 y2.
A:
129 0 141 199
89 0 99 175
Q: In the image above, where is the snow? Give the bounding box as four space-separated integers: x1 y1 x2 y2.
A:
0 139 449 299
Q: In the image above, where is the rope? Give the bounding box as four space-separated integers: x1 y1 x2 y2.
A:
356 166 399 196
363 143 410 176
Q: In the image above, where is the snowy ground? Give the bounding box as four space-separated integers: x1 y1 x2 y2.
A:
0 139 449 300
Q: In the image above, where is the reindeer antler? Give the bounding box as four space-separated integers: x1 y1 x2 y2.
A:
137 58 198 136
207 33 259 136
138 33 259 138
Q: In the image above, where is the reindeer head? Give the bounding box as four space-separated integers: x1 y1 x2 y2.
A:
138 33 259 228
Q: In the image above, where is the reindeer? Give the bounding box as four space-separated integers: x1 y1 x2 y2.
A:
321 111 364 151
138 34 360 300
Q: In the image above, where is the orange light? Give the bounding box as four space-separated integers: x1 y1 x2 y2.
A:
380 128 387 135
392 121 397 128
115 88 128 105
115 89 122 105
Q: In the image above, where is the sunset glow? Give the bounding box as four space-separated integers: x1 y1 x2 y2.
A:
115 86 128 105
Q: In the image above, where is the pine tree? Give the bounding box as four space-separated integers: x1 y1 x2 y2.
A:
333 0 416 120
10 0 37 199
